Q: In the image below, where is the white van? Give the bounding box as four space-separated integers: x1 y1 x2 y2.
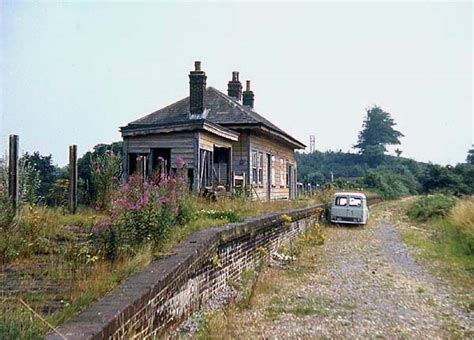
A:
330 192 369 225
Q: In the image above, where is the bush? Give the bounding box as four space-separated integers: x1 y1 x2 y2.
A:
92 158 194 260
407 194 456 222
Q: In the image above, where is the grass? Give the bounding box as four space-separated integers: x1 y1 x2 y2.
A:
191 219 326 339
1 196 321 339
383 196 474 311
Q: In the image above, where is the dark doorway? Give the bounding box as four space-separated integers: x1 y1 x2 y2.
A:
129 153 148 176
213 147 230 187
267 153 271 200
151 148 171 175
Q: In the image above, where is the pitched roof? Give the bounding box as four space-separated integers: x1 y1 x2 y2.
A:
122 87 305 149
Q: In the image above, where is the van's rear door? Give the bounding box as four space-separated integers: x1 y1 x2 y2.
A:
332 195 349 221
348 196 363 221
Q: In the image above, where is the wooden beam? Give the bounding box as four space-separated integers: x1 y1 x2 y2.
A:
8 135 19 210
69 145 78 214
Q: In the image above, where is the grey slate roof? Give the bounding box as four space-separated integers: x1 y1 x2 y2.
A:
123 87 305 148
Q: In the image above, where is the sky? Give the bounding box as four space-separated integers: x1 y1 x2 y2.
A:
1 1 472 166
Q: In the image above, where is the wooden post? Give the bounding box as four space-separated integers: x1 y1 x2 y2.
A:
8 135 19 209
69 145 78 214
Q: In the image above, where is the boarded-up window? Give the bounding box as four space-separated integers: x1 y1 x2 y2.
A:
271 156 276 187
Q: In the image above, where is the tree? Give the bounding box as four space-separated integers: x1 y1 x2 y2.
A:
22 152 58 203
395 148 402 158
467 146 474 165
78 142 123 207
355 106 404 166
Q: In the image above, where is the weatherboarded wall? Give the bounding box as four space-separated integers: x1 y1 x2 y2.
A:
47 205 323 340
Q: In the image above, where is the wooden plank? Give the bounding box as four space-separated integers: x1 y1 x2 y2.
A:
69 145 78 214
8 135 19 209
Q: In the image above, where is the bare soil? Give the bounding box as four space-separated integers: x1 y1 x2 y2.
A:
210 204 473 339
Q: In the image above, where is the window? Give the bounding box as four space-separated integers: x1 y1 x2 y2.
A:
280 158 285 186
252 151 258 184
258 152 263 185
286 161 289 187
271 156 276 186
349 197 362 207
335 196 348 206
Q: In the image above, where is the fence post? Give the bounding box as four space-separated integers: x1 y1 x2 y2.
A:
69 145 78 214
8 135 19 210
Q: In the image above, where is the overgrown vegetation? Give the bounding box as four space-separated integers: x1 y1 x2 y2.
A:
192 218 326 339
406 194 456 222
383 196 474 310
297 106 474 199
0 152 316 339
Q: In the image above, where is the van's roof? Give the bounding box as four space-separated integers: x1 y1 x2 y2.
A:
333 192 366 198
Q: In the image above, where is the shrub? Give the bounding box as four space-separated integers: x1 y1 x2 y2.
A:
407 194 456 222
92 157 194 260
91 151 122 210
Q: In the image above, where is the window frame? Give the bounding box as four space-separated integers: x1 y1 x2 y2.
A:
258 152 263 186
335 196 348 206
252 151 258 184
271 155 276 187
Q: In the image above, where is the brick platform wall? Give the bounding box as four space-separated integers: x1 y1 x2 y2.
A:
47 205 323 340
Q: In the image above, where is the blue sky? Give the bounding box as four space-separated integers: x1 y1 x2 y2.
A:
1 1 472 166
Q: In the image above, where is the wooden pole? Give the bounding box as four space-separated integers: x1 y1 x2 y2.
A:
69 145 78 214
8 135 19 210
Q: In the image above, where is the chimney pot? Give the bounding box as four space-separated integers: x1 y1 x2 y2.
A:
227 71 242 101
243 80 254 108
194 61 201 71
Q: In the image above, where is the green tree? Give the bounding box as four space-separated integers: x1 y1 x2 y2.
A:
22 152 58 202
467 146 474 165
78 142 123 205
355 106 404 166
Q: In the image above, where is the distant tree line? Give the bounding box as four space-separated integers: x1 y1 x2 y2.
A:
7 142 123 209
297 106 474 199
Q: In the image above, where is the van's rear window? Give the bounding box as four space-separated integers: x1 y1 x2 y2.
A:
349 197 362 207
335 197 347 206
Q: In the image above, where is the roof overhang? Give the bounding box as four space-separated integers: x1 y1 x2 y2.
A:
221 123 306 149
120 119 239 142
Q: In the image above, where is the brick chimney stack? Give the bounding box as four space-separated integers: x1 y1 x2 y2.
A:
189 61 207 115
227 71 242 101
242 80 254 108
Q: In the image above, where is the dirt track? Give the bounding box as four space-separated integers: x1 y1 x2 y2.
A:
224 207 473 339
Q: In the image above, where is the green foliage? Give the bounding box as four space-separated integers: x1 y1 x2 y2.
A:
92 159 192 260
421 164 467 195
199 209 243 223
22 152 58 203
78 142 123 206
176 196 198 225
296 150 368 184
406 194 456 222
90 150 122 210
47 178 69 208
467 146 474 165
355 106 404 166
18 157 42 205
